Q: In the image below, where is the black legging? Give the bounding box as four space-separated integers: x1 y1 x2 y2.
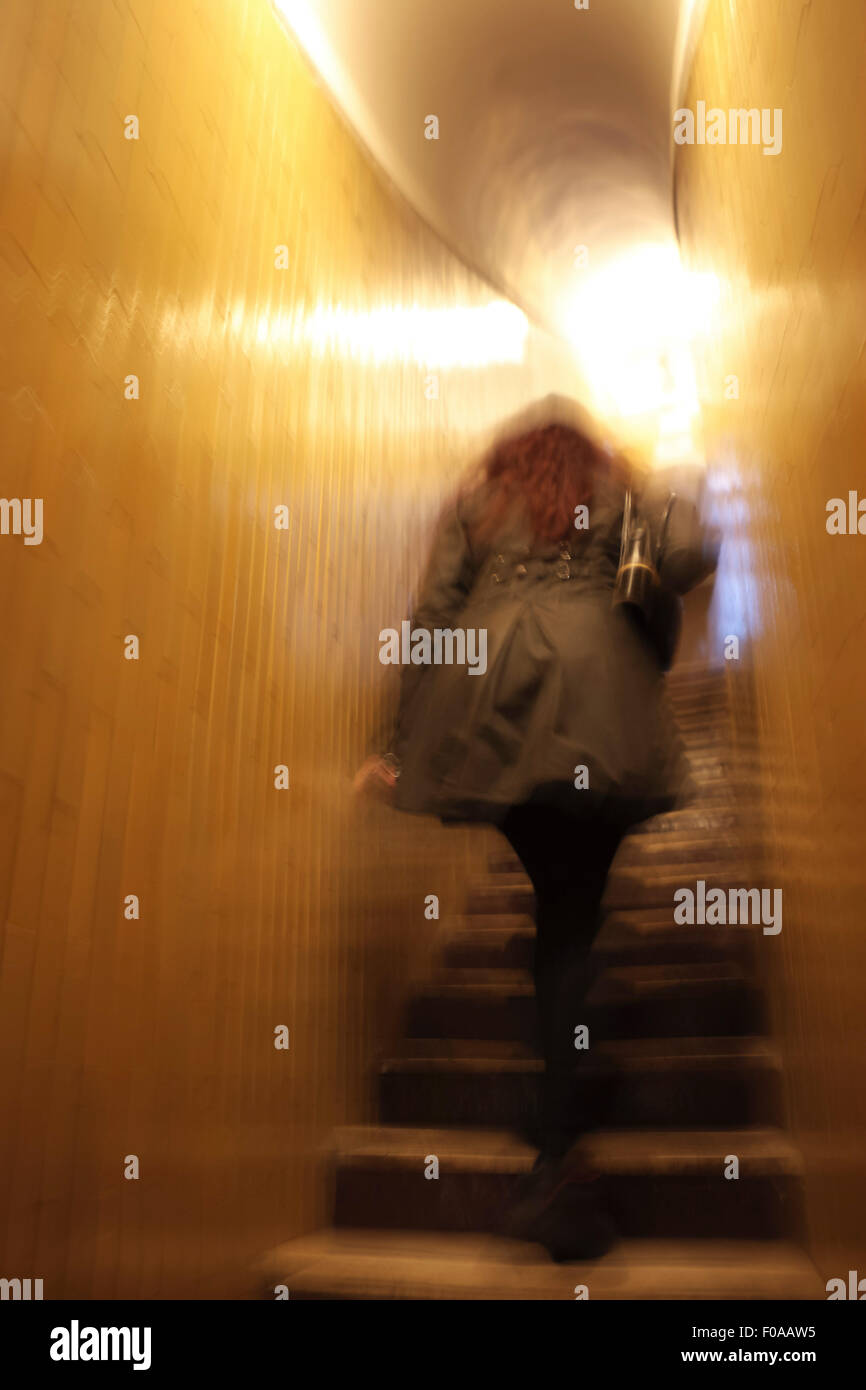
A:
501 803 626 1161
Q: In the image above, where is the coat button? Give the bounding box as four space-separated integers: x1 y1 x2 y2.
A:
556 561 570 579
515 563 527 577
492 572 503 583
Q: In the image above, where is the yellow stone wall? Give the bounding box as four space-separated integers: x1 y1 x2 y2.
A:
676 0 866 1279
0 0 579 1295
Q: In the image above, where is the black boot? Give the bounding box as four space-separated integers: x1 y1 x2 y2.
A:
500 1145 618 1262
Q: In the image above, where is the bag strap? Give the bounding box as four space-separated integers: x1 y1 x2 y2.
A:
618 488 633 570
620 488 678 568
657 492 677 565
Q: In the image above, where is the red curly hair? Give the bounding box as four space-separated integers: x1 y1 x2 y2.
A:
471 421 623 546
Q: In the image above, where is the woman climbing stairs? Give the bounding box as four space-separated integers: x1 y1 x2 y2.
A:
261 665 820 1299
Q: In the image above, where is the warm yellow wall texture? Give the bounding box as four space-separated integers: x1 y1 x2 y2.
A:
0 0 579 1296
676 0 866 1280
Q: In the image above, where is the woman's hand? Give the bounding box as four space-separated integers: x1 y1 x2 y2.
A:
352 755 399 802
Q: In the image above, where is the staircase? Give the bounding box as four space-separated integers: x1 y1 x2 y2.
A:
261 666 821 1299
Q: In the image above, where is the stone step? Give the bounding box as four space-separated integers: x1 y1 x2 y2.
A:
490 830 748 876
594 912 759 968
676 722 733 740
615 833 749 868
465 866 767 915
675 725 734 743
408 961 763 1041
670 694 728 716
605 868 768 910
444 914 756 971
483 811 753 878
330 1126 803 1239
451 912 535 934
587 963 765 1038
668 681 728 704
592 1036 783 1128
468 869 770 916
466 882 535 916
668 668 727 687
259 1229 821 1299
379 1047 541 1129
632 809 744 836
378 1036 783 1130
678 745 739 766
444 923 536 969
686 784 748 807
407 968 535 1040
670 706 729 728
681 757 734 779
673 722 730 740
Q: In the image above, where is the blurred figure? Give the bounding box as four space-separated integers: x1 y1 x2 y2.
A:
356 394 717 1259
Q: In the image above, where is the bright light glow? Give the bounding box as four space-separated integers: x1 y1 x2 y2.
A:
670 0 712 117
563 243 720 466
272 1 352 110
243 299 529 367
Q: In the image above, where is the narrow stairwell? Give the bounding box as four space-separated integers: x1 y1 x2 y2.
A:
262 665 822 1299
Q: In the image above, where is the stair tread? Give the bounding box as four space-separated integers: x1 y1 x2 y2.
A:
593 961 753 990
596 1035 778 1063
451 925 536 943
418 961 757 1001
387 1038 538 1061
600 912 755 935
470 879 533 895
261 1230 820 1299
596 926 757 959
333 1125 536 1168
619 837 747 857
382 1054 544 1074
610 866 762 883
634 813 744 834
457 913 534 929
383 1035 779 1073
333 1124 802 1174
582 1127 801 1172
422 968 534 995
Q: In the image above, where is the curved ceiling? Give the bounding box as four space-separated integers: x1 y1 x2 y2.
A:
274 0 712 454
275 0 695 337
